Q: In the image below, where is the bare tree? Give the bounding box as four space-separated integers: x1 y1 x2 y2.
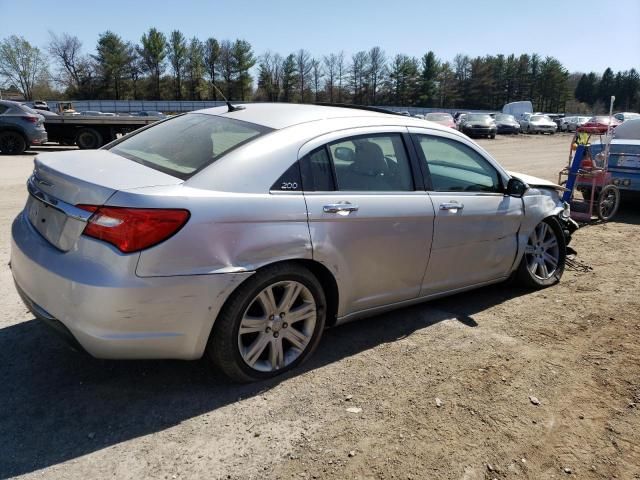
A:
218 40 235 99
167 30 187 99
295 49 312 102
368 46 386 104
48 32 93 95
310 58 323 102
323 53 338 102
204 38 220 99
350 51 369 104
258 51 282 101
0 35 48 100
336 51 345 103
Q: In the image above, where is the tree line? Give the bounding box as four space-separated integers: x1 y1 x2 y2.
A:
1 30 638 113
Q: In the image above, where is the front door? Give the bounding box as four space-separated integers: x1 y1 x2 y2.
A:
410 130 523 295
301 129 435 317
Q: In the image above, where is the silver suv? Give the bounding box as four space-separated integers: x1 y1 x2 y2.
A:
0 100 48 154
11 104 577 381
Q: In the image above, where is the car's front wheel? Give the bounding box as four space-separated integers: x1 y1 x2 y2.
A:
515 218 566 288
207 263 326 382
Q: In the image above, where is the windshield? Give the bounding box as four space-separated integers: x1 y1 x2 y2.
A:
531 115 550 121
495 114 515 121
425 113 452 121
110 113 273 179
465 114 491 122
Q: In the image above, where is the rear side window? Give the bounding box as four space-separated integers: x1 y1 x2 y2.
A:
110 113 272 179
328 134 414 191
0 105 8 114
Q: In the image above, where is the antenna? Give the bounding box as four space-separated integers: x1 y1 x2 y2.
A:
212 83 245 112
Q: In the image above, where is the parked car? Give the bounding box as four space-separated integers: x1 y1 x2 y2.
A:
136 111 167 119
565 116 590 132
577 138 640 197
23 105 58 118
614 117 640 140
424 112 456 128
494 113 520 134
502 101 533 120
578 116 621 134
520 114 557 134
459 113 497 138
454 113 468 129
32 100 50 111
557 116 573 132
0 100 48 154
613 112 640 123
11 103 577 381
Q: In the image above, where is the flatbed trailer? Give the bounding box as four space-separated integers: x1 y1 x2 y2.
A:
44 115 160 149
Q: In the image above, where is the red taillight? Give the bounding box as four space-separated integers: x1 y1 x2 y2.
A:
77 205 190 253
23 115 39 124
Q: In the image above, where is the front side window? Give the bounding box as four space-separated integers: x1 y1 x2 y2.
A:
416 135 502 193
327 134 414 191
110 113 273 179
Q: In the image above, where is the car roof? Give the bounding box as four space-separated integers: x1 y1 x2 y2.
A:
196 102 446 131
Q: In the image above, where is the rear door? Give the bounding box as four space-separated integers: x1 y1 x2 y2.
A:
301 127 435 317
409 128 523 295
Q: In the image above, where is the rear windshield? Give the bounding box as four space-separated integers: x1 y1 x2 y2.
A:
425 113 452 121
465 114 491 121
110 113 272 179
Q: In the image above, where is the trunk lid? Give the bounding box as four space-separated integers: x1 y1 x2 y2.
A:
27 150 182 251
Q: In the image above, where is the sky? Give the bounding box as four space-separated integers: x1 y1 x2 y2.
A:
1 0 639 74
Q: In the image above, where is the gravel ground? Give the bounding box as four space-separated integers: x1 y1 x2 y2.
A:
1 134 639 480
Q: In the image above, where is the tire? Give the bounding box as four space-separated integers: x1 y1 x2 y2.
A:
0 131 27 155
596 184 620 221
515 217 566 289
206 263 327 382
490 134 496 139
75 128 103 149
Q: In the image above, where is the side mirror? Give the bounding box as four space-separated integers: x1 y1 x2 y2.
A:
334 146 354 162
506 177 529 197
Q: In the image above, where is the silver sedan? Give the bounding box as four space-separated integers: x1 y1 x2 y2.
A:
11 104 578 382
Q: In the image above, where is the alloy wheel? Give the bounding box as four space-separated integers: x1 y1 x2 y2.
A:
524 222 560 280
237 280 317 372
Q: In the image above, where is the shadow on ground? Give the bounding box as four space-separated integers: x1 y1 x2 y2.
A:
0 282 527 478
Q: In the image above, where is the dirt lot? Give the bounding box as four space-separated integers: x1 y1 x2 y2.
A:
1 134 639 480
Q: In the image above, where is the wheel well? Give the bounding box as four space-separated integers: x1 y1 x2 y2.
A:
246 259 340 327
0 127 27 139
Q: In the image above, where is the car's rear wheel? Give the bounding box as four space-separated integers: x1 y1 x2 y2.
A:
0 131 27 155
207 263 326 382
516 217 566 288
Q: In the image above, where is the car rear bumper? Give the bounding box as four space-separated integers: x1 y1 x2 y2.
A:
29 129 48 145
497 125 520 133
530 126 557 133
463 127 496 136
10 211 253 360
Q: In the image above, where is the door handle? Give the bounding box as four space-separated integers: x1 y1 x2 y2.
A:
323 202 359 214
439 201 464 211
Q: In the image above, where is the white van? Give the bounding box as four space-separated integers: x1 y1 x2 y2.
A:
502 101 533 121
